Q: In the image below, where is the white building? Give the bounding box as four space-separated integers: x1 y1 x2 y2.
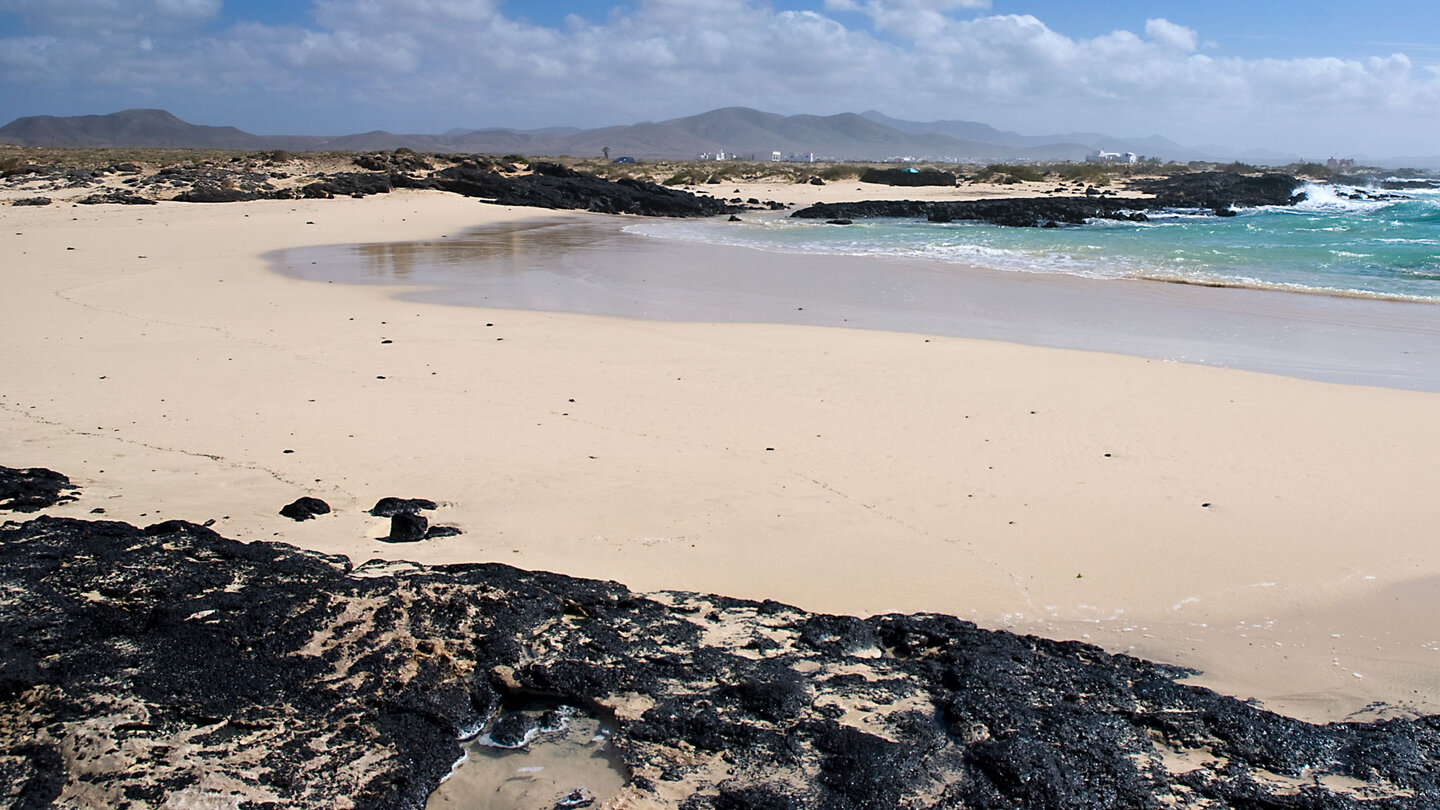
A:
1087 150 1138 165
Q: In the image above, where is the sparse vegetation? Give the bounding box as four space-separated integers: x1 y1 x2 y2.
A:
971 163 1045 184
1055 163 1115 186
501 154 527 164
0 145 249 170
817 163 865 182
1217 161 1259 175
662 170 700 186
1284 161 1333 180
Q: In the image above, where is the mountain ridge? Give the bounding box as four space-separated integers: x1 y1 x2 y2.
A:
0 106 1167 160
5 106 1429 167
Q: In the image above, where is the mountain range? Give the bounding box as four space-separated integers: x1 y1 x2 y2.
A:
0 106 1398 166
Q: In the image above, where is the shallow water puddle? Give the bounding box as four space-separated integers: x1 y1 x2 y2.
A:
427 704 628 810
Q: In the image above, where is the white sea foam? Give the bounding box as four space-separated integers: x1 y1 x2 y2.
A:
1289 183 1391 215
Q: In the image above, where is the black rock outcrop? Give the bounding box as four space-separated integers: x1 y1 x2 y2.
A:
369 496 439 517
0 466 78 513
795 197 1154 228
860 168 957 187
412 162 739 217
77 190 158 205
1 509 1435 809
299 172 393 199
354 149 433 174
792 172 1306 227
173 182 264 203
1128 171 1308 212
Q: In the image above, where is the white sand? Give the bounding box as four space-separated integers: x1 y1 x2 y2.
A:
4 188 1439 723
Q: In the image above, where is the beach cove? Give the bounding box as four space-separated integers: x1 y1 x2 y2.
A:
4 187 1440 726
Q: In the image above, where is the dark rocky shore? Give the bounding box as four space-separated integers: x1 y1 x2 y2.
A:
2 467 1437 808
793 172 1308 227
1 151 752 218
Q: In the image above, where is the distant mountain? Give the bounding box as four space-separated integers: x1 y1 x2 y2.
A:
0 106 1240 163
0 109 265 149
0 110 462 154
860 110 1188 159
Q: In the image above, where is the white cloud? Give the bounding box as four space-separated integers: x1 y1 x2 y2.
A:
1145 18 1198 53
0 1 1437 155
825 0 990 39
0 34 56 76
0 0 220 32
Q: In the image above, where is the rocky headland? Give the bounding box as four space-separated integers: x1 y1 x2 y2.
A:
2 466 1437 809
0 151 753 218
793 172 1309 226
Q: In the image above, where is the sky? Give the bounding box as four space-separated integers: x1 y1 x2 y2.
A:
1 0 1438 158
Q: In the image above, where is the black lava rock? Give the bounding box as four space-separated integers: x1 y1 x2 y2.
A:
0 466 79 512
1 505 1436 809
174 183 263 203
353 150 433 173
487 712 538 748
860 168 957 187
300 172 393 199
796 198 1154 228
387 512 428 542
420 163 738 218
792 172 1303 228
1129 171 1307 211
369 497 439 517
77 190 157 205
279 496 331 521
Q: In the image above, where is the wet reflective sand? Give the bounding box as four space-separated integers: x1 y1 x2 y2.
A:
270 214 1440 392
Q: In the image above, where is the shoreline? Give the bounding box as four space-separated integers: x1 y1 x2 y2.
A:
5 189 1440 723
277 212 1440 392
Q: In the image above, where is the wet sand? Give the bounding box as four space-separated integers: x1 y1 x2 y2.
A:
5 189 1440 723
276 215 1440 391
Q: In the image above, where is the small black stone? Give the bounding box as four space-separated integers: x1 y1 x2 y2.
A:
279 497 330 521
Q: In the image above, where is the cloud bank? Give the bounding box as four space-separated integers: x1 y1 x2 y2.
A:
1 0 1437 157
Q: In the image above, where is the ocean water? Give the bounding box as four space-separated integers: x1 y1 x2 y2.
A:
627 182 1440 302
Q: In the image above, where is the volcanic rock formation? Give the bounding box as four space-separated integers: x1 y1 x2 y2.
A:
1 487 1435 808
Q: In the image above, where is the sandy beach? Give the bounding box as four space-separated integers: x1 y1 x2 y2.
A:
4 186 1440 724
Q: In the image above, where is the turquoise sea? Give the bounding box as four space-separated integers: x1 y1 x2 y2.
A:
628 182 1440 302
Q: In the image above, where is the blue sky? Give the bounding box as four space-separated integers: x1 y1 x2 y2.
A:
1 1 1437 158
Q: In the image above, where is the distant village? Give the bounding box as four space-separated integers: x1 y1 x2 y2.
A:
683 148 1146 165
671 149 1371 175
